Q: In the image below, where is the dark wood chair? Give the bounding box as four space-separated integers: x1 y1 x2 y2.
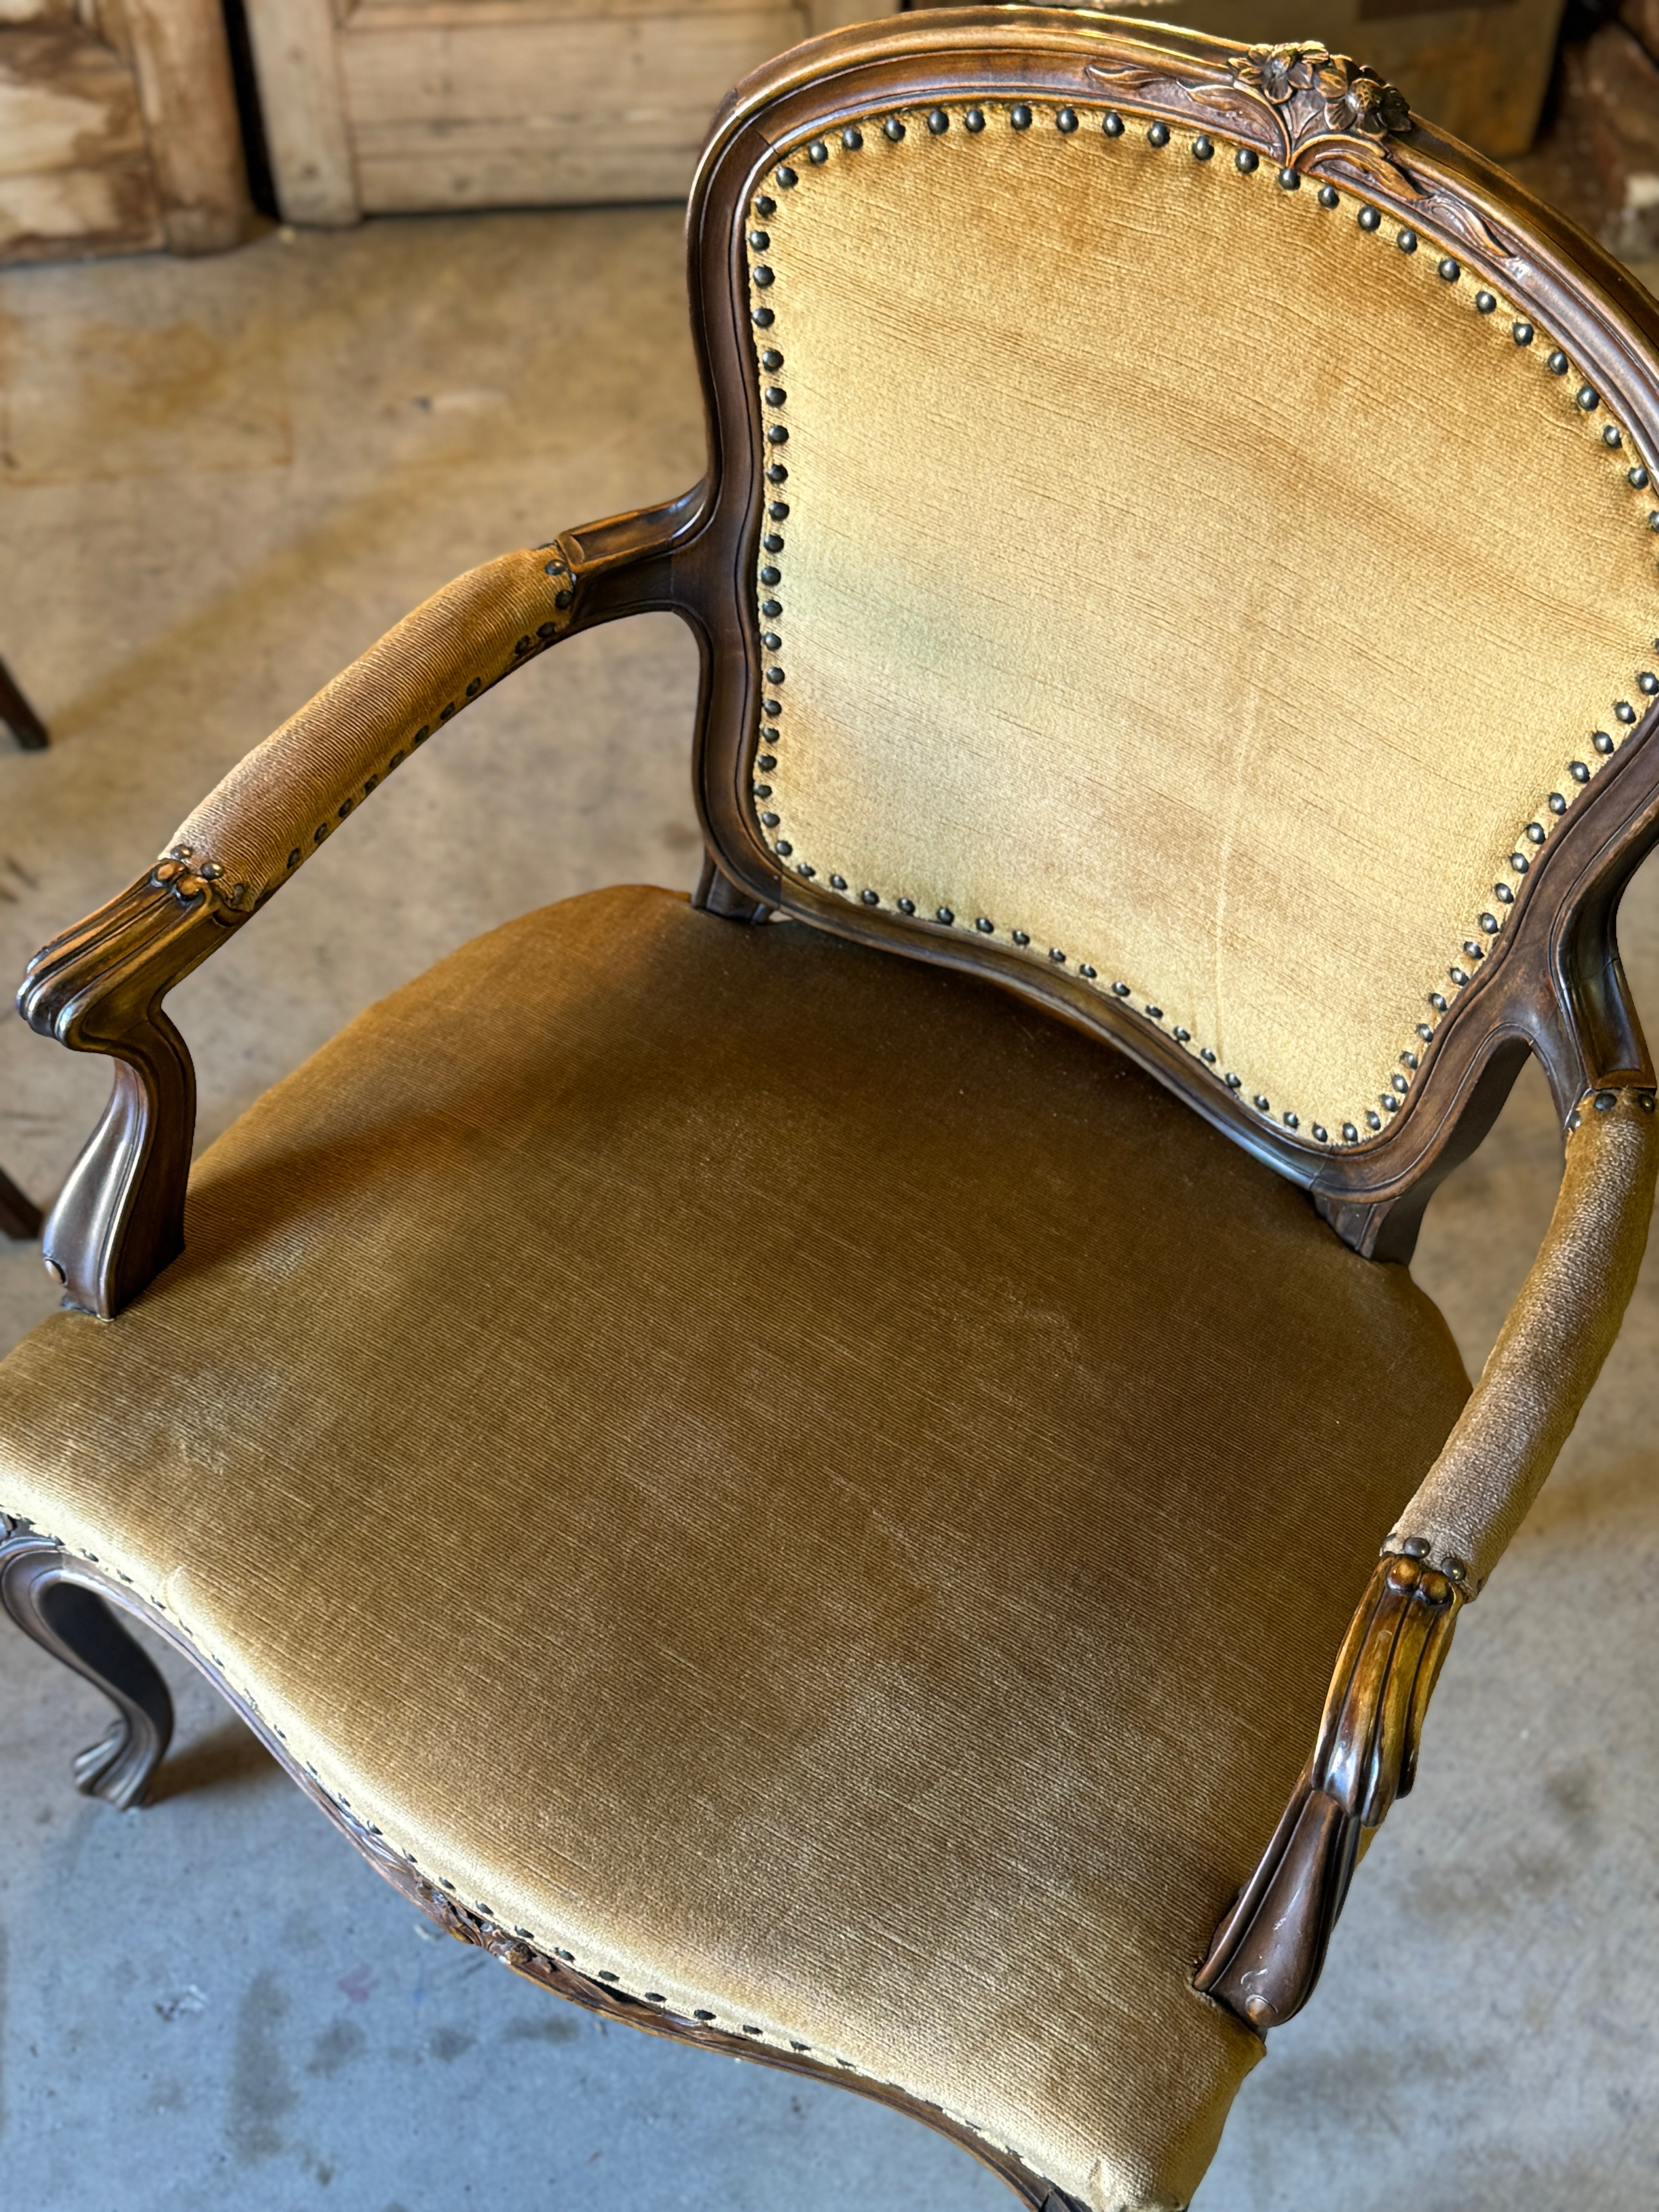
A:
0 654 48 750
3 17 1657 2205
0 1166 41 1241
2 656 47 1235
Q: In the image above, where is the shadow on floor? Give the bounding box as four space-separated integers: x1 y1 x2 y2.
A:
147 1713 277 1804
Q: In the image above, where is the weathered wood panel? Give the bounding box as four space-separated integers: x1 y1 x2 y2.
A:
0 25 148 172
0 0 79 25
250 0 895 218
243 0 357 223
340 5 814 208
0 162 163 260
0 26 161 258
0 0 247 264
120 0 251 249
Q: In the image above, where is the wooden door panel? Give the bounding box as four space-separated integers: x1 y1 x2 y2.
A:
0 26 163 260
250 0 893 220
341 5 812 208
0 0 248 263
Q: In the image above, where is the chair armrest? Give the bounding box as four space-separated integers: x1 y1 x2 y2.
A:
1196 1084 1658 2033
170 545 579 911
1383 1085 1659 1594
15 506 682 1322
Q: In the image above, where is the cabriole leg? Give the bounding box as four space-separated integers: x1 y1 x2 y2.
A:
0 1526 173 1808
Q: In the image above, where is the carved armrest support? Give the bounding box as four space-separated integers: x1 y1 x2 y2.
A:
21 865 250 1318
1198 1086 1658 2035
14 525 635 1322
1193 1555 1460 2031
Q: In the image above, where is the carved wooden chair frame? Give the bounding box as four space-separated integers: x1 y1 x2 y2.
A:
8 15 1659 2204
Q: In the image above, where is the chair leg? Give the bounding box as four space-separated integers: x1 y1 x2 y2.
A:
0 1163 43 1241
0 655 48 749
0 1532 173 1808
693 850 773 923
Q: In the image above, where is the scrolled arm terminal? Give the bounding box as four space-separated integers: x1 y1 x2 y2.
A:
17 540 587 1322
1198 1084 1659 2033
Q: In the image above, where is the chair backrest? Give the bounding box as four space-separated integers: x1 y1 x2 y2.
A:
655 11 1659 1252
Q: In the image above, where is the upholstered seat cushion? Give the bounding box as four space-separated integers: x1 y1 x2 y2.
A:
0 886 1471 2212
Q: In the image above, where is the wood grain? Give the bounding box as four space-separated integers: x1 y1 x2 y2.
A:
118 0 251 251
0 0 246 262
245 0 359 222
0 26 162 259
0 24 148 172
340 6 812 210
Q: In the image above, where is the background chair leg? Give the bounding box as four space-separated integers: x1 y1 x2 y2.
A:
0 655 49 749
0 1163 43 1241
0 1536 174 1807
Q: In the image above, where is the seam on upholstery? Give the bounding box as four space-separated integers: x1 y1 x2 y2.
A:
744 100 1659 1149
3 1515 1055 2187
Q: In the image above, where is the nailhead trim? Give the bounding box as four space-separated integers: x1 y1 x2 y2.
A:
742 103 1657 1146
0 1520 1071 2175
266 557 579 883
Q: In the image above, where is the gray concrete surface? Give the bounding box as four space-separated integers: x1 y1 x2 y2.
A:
2 208 1657 2212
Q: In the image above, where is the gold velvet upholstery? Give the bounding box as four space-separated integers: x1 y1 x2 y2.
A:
170 548 575 908
1393 1088 1658 1592
751 103 1657 1138
0 888 1474 2211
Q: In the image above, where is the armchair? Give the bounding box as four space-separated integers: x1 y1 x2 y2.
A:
4 16 1658 2207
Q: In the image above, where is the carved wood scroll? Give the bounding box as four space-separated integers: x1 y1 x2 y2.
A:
15 481 716 1322
1082 40 1525 266
1087 40 1410 162
1194 1554 1460 2030
14 541 595 1321
19 863 249 1319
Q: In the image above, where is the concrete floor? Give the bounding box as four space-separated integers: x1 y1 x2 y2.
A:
1 205 1657 2212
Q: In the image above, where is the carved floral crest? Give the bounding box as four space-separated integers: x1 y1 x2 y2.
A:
1087 39 1418 179
1082 35 1518 260
1228 42 1412 149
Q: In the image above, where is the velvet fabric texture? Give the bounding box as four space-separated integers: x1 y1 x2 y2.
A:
1392 1089 1658 1592
172 548 573 907
0 889 1474 2210
749 102 1657 1140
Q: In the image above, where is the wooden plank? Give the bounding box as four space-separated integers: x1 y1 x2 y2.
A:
354 122 707 205
343 0 864 24
244 0 359 222
340 8 806 128
117 0 251 251
341 6 813 208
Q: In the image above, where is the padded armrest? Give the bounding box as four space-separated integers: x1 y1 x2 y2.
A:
1198 1081 1658 2033
1384 1085 1659 1595
15 533 611 1321
171 547 578 911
